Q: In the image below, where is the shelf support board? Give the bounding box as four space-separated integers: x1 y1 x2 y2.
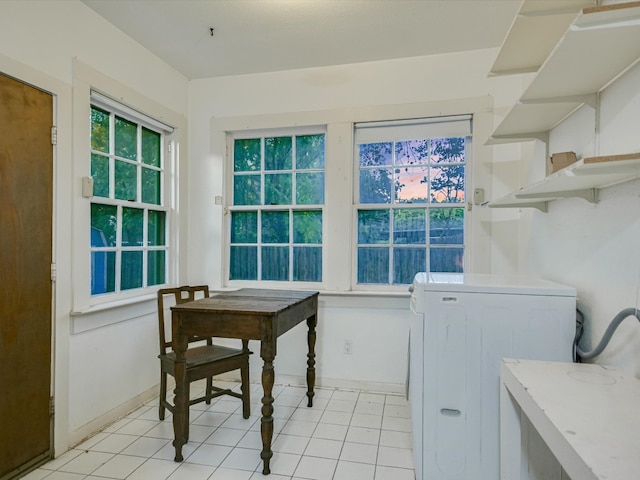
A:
519 3 595 17
489 131 549 144
488 66 539 77
489 201 548 212
520 93 596 107
516 188 597 203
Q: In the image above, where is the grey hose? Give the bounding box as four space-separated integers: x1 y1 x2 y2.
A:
576 307 640 360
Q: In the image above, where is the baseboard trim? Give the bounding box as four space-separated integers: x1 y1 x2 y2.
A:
68 384 159 448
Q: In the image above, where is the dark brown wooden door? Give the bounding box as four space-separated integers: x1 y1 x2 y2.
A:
0 72 53 479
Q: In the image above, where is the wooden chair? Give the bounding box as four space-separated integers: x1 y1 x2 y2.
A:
157 285 251 422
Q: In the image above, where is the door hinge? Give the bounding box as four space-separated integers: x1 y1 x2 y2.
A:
49 397 55 416
51 263 57 282
51 126 57 145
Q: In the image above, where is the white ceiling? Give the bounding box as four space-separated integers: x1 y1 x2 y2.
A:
81 0 523 80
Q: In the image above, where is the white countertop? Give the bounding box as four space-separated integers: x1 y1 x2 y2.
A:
501 359 640 480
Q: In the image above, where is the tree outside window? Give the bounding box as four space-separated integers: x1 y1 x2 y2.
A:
229 133 325 283
357 129 468 285
90 105 168 295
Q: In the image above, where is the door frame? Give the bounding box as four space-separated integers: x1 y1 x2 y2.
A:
0 52 73 460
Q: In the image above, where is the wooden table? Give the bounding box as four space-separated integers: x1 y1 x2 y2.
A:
170 288 319 475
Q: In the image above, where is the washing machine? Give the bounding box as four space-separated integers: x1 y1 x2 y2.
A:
409 273 576 480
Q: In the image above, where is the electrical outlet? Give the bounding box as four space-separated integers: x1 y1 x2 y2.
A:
343 339 353 355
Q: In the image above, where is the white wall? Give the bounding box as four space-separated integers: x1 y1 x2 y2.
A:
0 0 189 453
188 50 524 394
500 62 640 376
9 0 637 463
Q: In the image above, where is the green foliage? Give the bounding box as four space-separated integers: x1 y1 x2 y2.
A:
230 133 326 282
356 135 467 283
89 105 167 294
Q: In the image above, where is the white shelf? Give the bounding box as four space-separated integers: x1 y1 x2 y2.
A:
489 153 640 211
489 1 640 144
501 359 640 480
489 0 595 77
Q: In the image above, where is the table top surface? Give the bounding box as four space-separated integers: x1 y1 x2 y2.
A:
171 288 319 315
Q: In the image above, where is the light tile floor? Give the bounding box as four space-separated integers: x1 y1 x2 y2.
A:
24 380 415 480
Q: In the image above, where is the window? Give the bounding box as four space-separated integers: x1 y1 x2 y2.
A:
354 116 470 285
229 132 325 283
89 94 171 295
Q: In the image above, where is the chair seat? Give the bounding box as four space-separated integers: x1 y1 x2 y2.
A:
161 344 247 368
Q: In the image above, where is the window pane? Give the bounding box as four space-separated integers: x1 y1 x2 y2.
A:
393 248 426 284
234 175 261 206
358 210 389 244
114 116 137 160
229 132 325 285
141 127 161 167
121 250 143 290
142 167 160 204
431 137 466 163
262 246 289 281
430 208 464 245
394 209 426 244
359 142 392 167
148 210 166 246
357 247 389 284
360 168 392 204
91 153 110 198
430 165 465 203
90 100 169 296
91 107 110 153
296 172 324 205
147 250 165 286
234 138 261 172
430 247 464 273
293 246 322 282
395 166 428 203
122 207 144 246
296 134 325 169
231 211 258 243
230 246 257 280
265 173 292 205
115 160 137 201
395 140 429 166
262 211 289 244
265 136 292 170
293 210 322 244
91 204 117 247
91 251 115 294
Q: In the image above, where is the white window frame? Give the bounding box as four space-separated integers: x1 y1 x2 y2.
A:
71 61 185 319
89 92 173 296
352 115 472 290
213 98 492 294
225 126 327 290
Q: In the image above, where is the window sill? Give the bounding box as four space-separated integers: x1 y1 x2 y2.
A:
319 290 410 309
69 288 412 334
69 293 157 334
216 287 411 310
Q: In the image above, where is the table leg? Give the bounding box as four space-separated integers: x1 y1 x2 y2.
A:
259 352 275 475
172 327 188 462
306 314 317 407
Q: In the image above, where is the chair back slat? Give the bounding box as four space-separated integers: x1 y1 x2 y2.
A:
157 285 209 354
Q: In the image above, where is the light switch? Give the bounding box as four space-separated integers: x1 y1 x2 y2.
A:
82 176 94 198
473 188 485 205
